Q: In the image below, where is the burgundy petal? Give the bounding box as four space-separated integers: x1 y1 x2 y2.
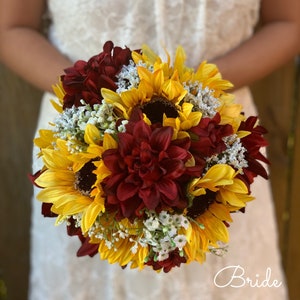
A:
103 40 114 53
41 203 57 218
118 133 135 157
77 237 98 257
157 179 178 200
139 186 160 210
132 120 152 141
166 145 190 161
117 181 140 201
150 127 173 151
160 159 185 179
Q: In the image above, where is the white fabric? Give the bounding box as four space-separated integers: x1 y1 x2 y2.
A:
29 0 288 299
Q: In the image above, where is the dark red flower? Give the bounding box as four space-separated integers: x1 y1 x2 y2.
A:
67 217 98 257
28 170 44 188
146 249 187 273
28 172 57 217
238 116 270 184
61 41 132 109
41 203 57 218
189 113 233 160
102 110 199 220
76 238 99 257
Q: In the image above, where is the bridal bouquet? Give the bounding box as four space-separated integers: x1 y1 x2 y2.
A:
31 41 269 272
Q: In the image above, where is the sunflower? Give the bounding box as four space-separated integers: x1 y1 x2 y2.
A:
34 126 112 234
188 164 254 209
182 164 253 262
101 44 196 123
189 63 245 132
102 66 187 123
87 214 149 269
184 201 231 263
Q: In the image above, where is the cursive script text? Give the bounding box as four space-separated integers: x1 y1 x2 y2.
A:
214 265 282 288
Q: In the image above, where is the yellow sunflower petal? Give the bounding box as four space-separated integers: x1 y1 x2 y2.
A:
184 222 207 263
162 77 186 103
198 212 229 244
173 45 186 76
35 169 74 187
84 124 101 145
209 202 233 223
36 186 76 204
103 133 118 150
236 130 251 139
140 44 161 64
81 200 105 233
60 197 92 215
101 88 122 104
52 80 65 100
34 129 56 149
204 164 235 187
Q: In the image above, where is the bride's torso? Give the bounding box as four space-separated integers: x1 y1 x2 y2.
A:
42 0 261 121
31 3 290 300
47 0 260 66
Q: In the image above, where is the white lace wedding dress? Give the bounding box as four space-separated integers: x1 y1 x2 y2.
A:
29 0 288 299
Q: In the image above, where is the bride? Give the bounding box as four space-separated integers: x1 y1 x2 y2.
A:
0 0 299 299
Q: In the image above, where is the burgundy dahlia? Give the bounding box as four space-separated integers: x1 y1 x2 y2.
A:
189 112 233 160
238 116 270 184
102 110 196 220
61 41 132 109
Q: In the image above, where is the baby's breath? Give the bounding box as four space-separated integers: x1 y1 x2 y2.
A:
116 60 140 92
140 211 190 262
184 81 220 117
206 134 248 172
53 100 118 152
116 60 154 93
117 120 129 133
84 214 144 253
209 242 229 257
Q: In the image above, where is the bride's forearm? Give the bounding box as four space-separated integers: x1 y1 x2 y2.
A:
0 0 72 92
212 21 299 90
0 27 72 92
212 0 300 90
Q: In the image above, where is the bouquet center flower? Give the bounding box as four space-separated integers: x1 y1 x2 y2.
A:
102 113 191 219
140 96 178 124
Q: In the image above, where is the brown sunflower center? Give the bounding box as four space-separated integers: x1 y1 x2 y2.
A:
140 96 178 124
74 160 97 196
187 190 216 218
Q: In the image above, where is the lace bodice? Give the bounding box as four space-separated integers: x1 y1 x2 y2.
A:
47 0 260 66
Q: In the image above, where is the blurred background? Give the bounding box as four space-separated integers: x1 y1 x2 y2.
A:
0 56 299 299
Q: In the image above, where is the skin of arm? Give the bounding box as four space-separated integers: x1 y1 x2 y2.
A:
0 0 299 92
0 0 72 92
212 0 300 90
